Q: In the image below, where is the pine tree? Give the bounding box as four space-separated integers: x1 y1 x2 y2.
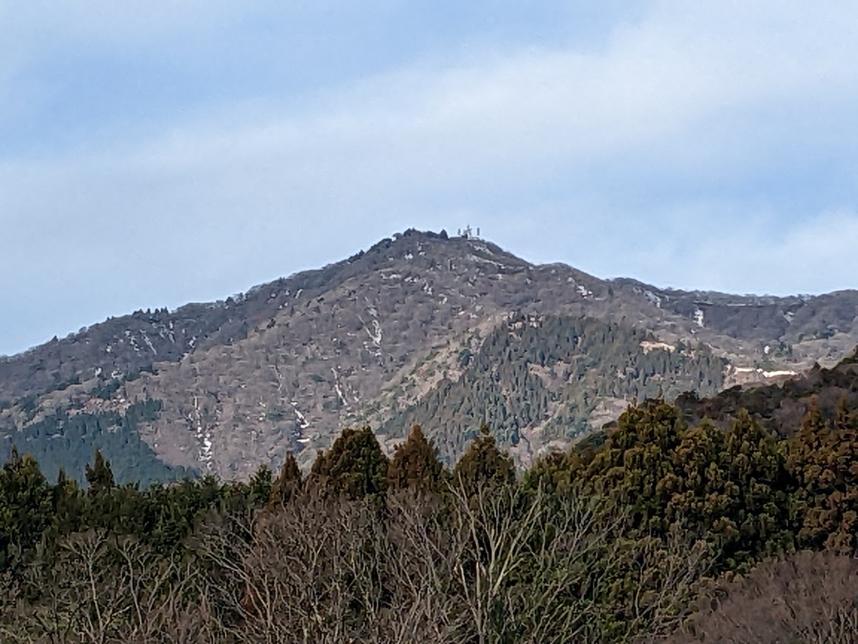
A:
453 423 515 493
387 425 445 494
85 449 115 496
309 427 389 498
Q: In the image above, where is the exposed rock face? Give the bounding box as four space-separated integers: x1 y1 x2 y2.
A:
2 229 856 480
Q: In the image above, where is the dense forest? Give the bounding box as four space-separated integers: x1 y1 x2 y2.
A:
2 390 857 643
677 347 858 435
382 314 726 460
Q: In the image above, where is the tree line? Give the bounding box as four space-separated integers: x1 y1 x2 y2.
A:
1 397 857 642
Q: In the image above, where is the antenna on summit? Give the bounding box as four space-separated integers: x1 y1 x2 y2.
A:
459 225 482 240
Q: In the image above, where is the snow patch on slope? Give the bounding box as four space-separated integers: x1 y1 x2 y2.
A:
733 366 798 378
693 308 705 328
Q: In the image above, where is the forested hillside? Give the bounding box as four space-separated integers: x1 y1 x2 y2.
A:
2 371 858 641
0 400 195 485
381 314 725 464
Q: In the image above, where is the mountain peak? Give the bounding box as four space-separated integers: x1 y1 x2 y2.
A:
2 231 857 482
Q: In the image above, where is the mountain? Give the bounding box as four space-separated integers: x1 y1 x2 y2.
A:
2 228 857 481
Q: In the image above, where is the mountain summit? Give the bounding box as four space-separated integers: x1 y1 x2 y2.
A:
2 229 857 481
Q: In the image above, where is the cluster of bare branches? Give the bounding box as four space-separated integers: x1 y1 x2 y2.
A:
0 481 721 644
0 530 212 643
675 550 858 644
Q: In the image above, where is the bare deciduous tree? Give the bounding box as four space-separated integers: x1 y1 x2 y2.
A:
192 493 387 643
0 530 207 644
444 482 614 643
0 486 719 644
675 550 858 644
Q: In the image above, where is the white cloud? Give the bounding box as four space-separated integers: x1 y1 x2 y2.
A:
686 210 858 295
1 1 858 353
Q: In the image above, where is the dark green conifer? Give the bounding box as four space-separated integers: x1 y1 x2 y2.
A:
453 423 515 493
720 409 791 564
387 425 445 493
269 453 302 506
585 399 685 529
248 465 273 508
788 396 858 552
51 467 84 538
666 420 729 533
309 427 389 498
523 448 583 495
0 449 53 570
85 449 115 495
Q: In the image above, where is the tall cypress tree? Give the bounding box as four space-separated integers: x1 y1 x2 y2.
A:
269 453 302 507
585 400 684 530
309 427 389 498
789 397 858 552
268 452 303 508
721 409 791 564
388 425 445 494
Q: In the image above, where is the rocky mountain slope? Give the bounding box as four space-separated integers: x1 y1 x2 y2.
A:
2 229 857 481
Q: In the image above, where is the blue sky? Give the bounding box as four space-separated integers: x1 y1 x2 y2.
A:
2 1 858 356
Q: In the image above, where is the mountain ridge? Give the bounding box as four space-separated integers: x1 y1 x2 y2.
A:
2 228 857 481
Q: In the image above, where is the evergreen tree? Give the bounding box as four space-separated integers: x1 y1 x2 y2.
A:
719 409 791 565
309 427 389 498
665 420 730 534
0 449 53 571
248 465 273 508
453 424 515 493
85 449 115 495
585 399 684 531
269 453 302 507
788 397 858 552
49 468 85 539
387 425 445 494
523 448 584 495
